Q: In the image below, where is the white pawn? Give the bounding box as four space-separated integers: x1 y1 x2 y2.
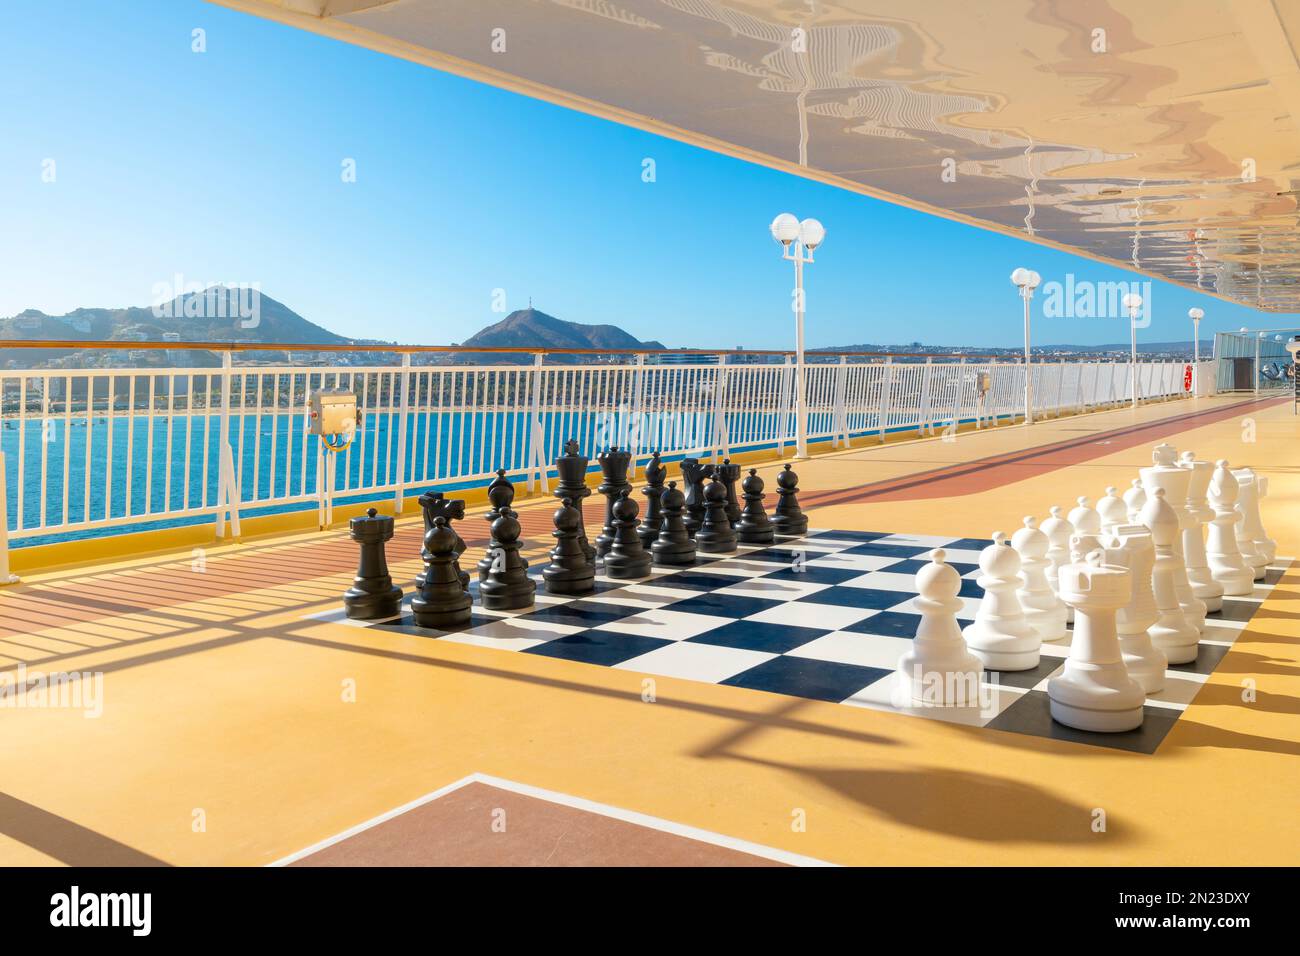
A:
1041 506 1076 626
1140 488 1200 664
962 532 1041 671
1068 496 1102 535
1098 486 1128 532
1205 460 1254 596
1231 468 1269 581
1049 550 1146 732
1103 525 1166 693
1178 452 1224 613
894 549 984 707
1142 447 1207 634
1123 478 1147 524
1012 516 1067 643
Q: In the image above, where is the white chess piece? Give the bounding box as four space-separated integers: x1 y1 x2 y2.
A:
1178 451 1224 613
1231 468 1269 581
1151 441 1178 464
1012 516 1068 643
1103 525 1166 693
1251 474 1277 564
1141 488 1201 664
1098 486 1128 532
1067 496 1102 535
1049 550 1146 733
1123 478 1147 524
962 532 1042 671
1205 460 1254 596
1040 506 1076 626
894 549 984 707
1142 446 1207 633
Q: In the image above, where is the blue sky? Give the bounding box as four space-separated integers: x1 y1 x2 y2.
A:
0 0 1287 349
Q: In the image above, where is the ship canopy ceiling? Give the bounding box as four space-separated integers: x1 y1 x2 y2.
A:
213 0 1300 311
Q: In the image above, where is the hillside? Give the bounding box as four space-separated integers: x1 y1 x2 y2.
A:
452 308 665 363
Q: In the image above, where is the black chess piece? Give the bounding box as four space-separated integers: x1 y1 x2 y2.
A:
736 469 775 545
637 450 667 549
679 457 715 537
695 478 737 554
417 491 468 591
554 439 595 565
771 463 808 537
343 507 403 619
477 469 516 583
479 508 536 611
544 498 597 595
651 481 696 566
716 458 742 527
595 446 632 558
411 517 473 628
604 489 653 579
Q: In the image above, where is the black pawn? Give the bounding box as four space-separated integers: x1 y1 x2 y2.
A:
695 479 737 554
544 498 596 595
477 469 515 583
771 463 808 537
679 457 714 537
716 458 742 527
651 481 696 566
479 508 536 611
595 446 632 558
554 439 595 565
604 488 653 579
418 491 468 591
343 507 403 619
637 451 667 549
736 469 774 545
411 517 473 629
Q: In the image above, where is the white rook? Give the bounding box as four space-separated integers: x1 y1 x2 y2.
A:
1050 550 1146 733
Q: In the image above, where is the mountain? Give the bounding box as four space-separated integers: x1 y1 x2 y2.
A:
815 339 1213 359
452 308 665 363
0 286 362 369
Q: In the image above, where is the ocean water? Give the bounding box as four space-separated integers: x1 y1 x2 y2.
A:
1 407 764 546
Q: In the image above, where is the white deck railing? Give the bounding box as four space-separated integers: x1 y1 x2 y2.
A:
0 352 1214 543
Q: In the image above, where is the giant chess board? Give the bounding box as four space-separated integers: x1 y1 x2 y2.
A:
314 529 1285 754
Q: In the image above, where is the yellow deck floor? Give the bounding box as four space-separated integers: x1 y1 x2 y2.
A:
0 393 1296 866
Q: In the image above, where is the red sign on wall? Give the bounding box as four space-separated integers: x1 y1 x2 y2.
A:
1183 364 1194 392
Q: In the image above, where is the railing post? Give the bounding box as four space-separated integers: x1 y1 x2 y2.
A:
830 355 849 448
949 357 966 433
629 352 646 479
392 352 411 512
877 355 894 443
525 353 548 494
711 354 730 462
0 452 20 584
777 355 793 457
1054 358 1065 415
214 350 241 539
919 356 934 436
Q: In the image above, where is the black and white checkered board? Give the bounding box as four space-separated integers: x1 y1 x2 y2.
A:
314 529 1284 754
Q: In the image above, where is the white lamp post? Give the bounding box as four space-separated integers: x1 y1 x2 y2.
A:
770 212 825 459
1122 291 1143 408
1188 307 1203 396
1011 267 1042 423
